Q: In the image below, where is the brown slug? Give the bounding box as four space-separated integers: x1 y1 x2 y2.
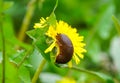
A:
55 33 74 64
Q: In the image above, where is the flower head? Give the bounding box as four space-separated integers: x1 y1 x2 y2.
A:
34 17 86 67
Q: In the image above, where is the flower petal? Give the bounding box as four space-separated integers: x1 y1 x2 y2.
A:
44 41 56 53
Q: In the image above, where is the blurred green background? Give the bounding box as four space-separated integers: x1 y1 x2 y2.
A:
1 0 120 83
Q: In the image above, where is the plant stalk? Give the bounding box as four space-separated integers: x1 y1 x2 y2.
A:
32 59 46 83
0 0 5 83
18 0 36 42
61 65 105 82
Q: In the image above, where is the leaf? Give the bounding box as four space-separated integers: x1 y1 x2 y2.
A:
0 15 31 58
94 72 114 83
46 0 58 26
10 50 26 64
87 38 101 63
47 12 56 26
27 28 51 61
5 60 20 83
18 65 31 83
3 1 14 11
77 71 114 83
112 15 120 35
2 15 31 50
85 70 114 83
27 2 57 62
0 51 31 83
96 4 115 39
0 56 20 83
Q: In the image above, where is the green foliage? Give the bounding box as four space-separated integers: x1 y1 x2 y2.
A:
18 65 31 83
112 15 120 35
96 3 115 39
3 1 14 11
27 10 57 62
27 28 51 61
0 57 20 83
1 0 120 82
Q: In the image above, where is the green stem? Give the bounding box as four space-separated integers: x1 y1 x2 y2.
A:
0 1 5 83
1 17 5 83
18 0 36 42
52 0 58 13
61 65 105 82
32 59 46 83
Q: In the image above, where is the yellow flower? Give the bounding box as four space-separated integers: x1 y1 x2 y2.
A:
34 17 86 67
56 77 76 83
44 21 86 67
34 17 48 28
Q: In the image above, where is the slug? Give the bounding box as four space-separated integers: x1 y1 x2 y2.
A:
55 34 73 64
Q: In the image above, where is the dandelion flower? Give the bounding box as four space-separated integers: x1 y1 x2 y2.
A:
44 21 86 67
34 17 86 67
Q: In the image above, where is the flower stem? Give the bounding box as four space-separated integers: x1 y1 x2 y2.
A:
0 1 5 83
32 59 46 83
1 17 5 83
61 65 105 82
18 0 36 42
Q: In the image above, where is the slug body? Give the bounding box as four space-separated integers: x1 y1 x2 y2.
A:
55 34 73 64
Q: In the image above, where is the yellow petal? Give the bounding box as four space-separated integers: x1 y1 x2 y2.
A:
34 23 42 28
44 41 56 53
73 53 80 64
68 61 72 68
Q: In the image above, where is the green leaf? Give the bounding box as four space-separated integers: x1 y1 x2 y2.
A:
3 1 14 11
27 3 57 62
11 50 32 68
47 12 56 26
0 56 20 83
76 72 112 83
46 0 58 26
2 15 31 50
96 4 115 39
87 38 101 63
11 50 26 64
18 65 31 83
82 69 114 83
88 3 115 40
112 15 120 35
27 28 51 61
5 60 19 83
94 72 114 83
